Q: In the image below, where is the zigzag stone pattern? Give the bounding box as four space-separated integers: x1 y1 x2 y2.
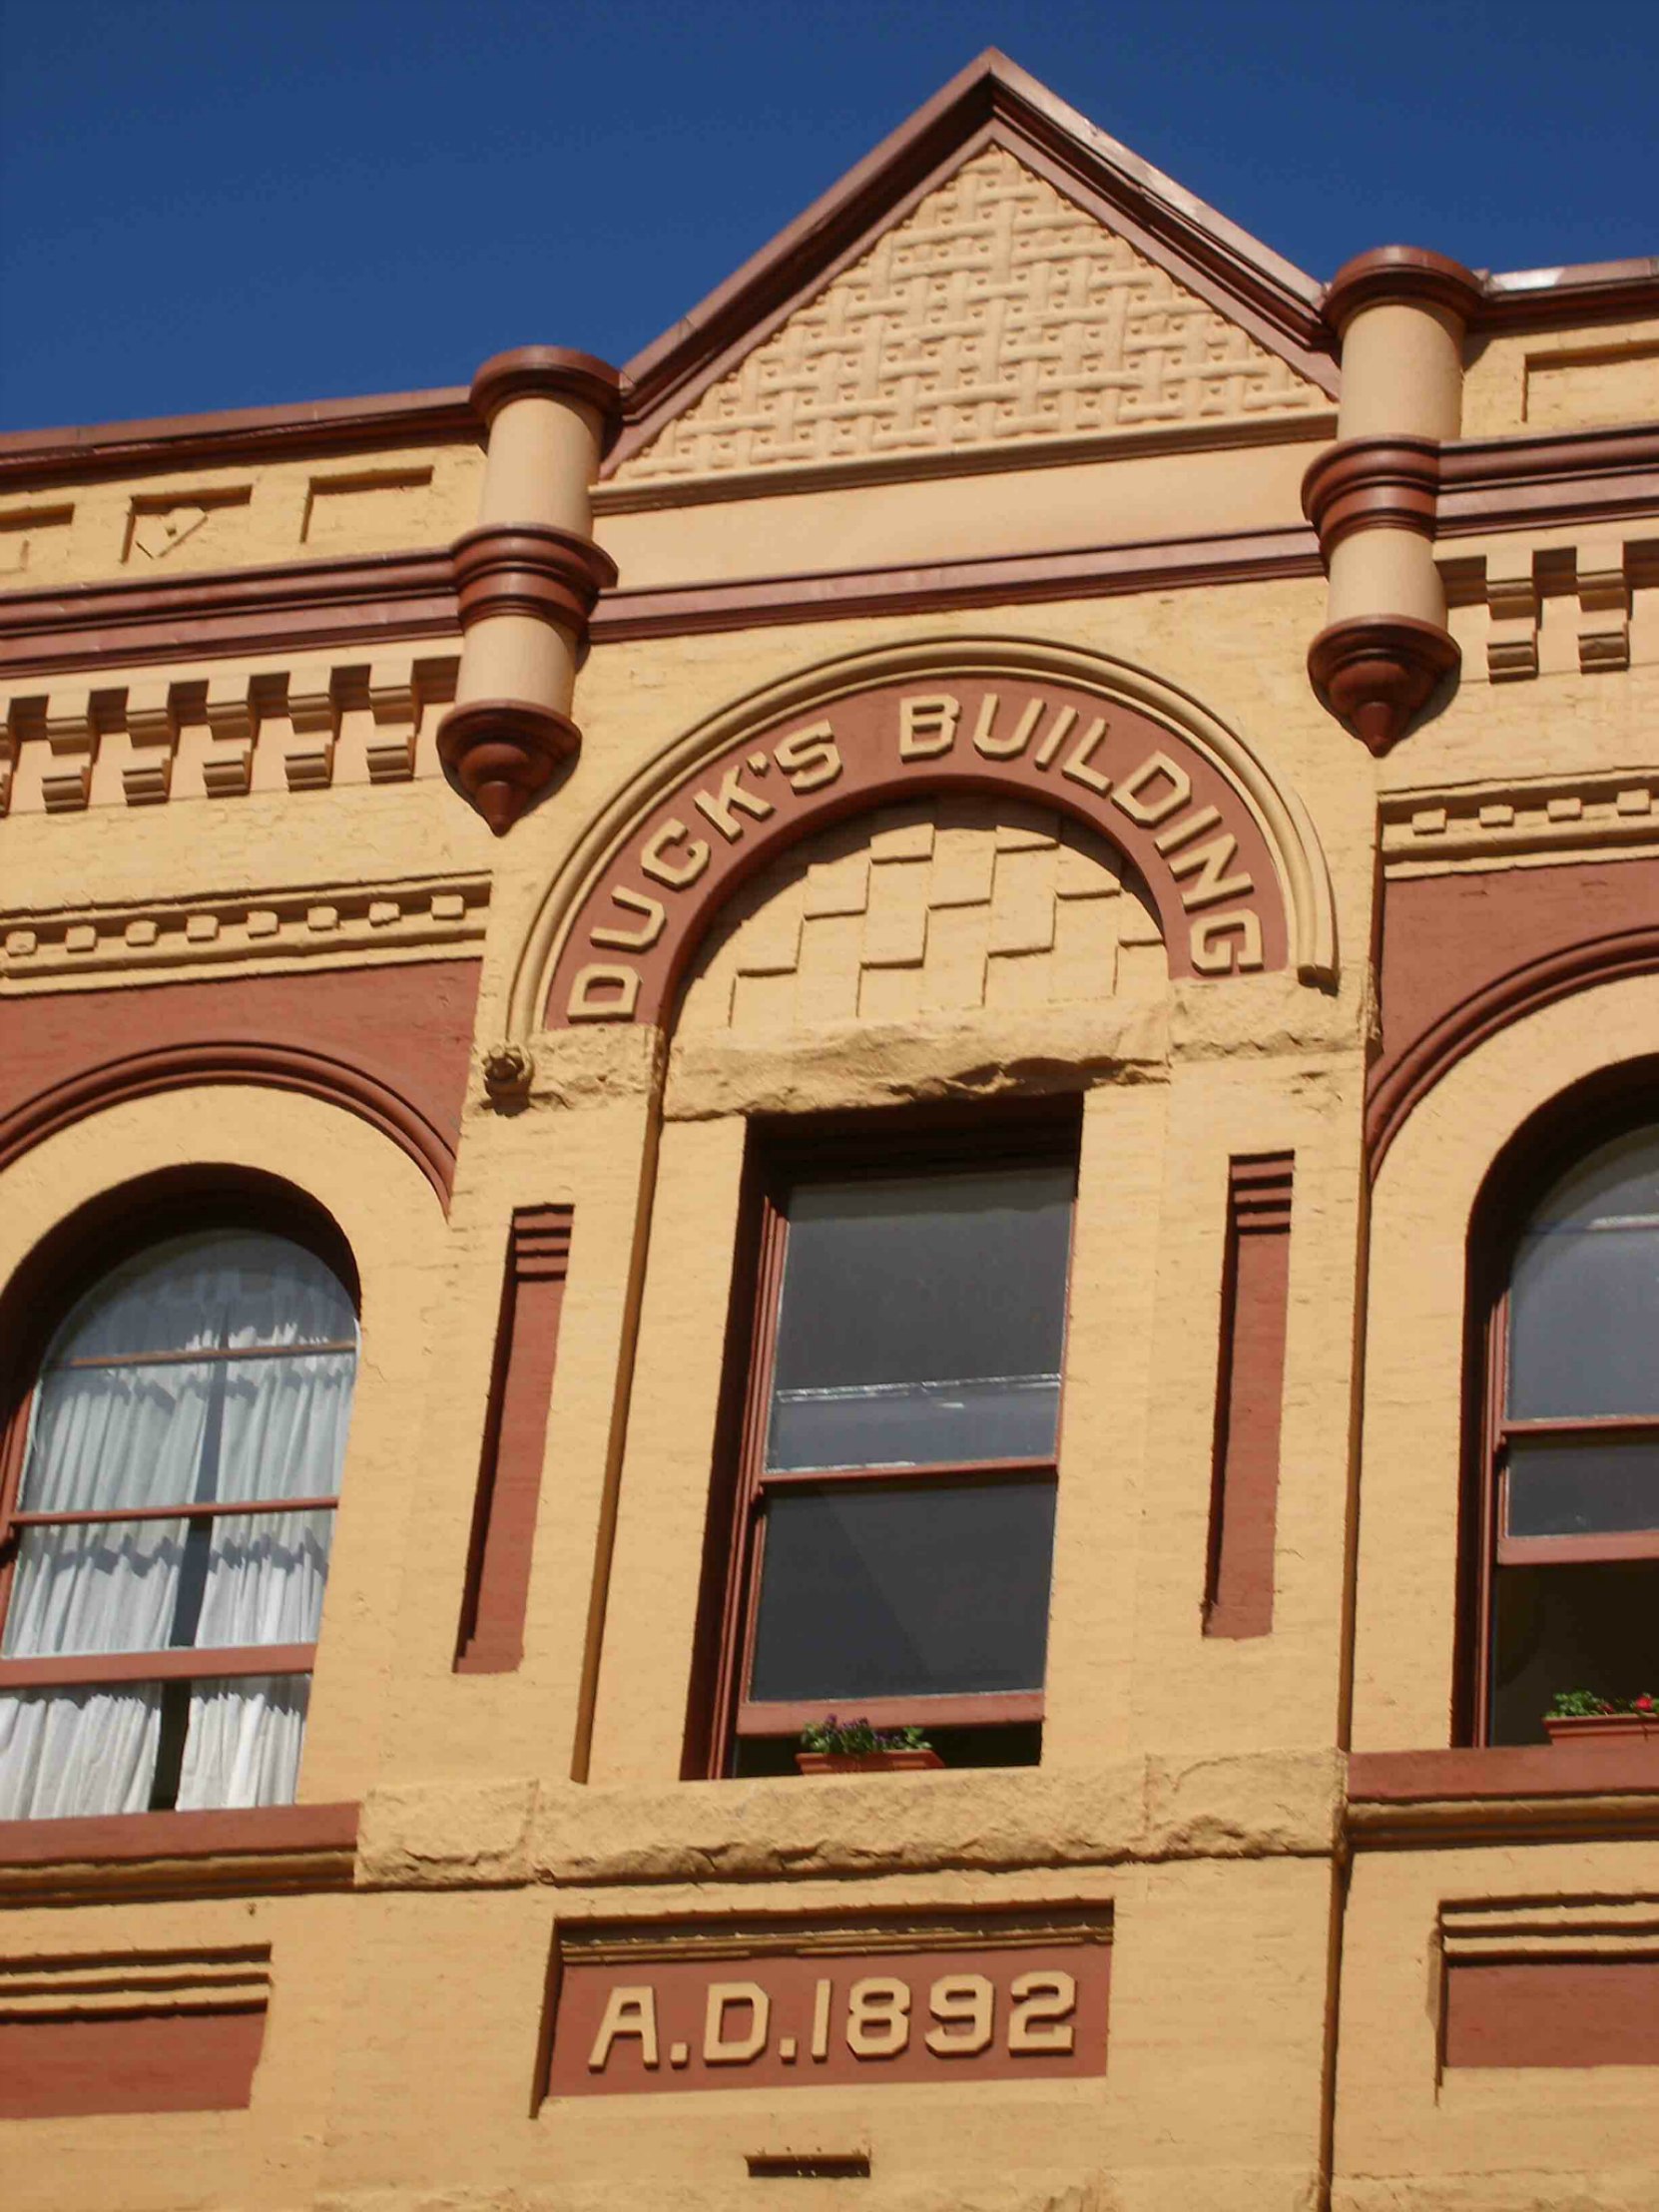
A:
675 797 1168 1036
616 147 1325 486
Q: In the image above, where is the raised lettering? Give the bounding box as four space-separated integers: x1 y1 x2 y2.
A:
1032 706 1077 770
899 694 959 759
588 1984 659 2070
924 1973 994 2056
1060 717 1110 796
1112 752 1191 828
589 884 666 952
773 720 842 794
1008 1969 1076 2055
972 694 1045 760
704 1980 770 2065
1191 909 1265 973
846 1975 911 2058
694 766 775 842
1169 832 1254 911
639 819 710 889
1155 804 1222 854
567 964 640 1023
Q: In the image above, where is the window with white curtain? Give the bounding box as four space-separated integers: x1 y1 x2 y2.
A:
0 1227 357 1819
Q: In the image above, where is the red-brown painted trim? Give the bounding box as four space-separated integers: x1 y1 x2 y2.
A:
1369 922 1659 1175
469 347 627 436
1444 1957 1659 2069
611 47 1334 466
0 2006 269 2119
436 698 582 835
452 523 617 631
1204 1155 1294 1640
0 1040 455 1203
0 389 474 494
455 1205 574 1675
1319 247 1483 338
1301 437 1440 556
1306 615 1459 757
0 547 458 678
1350 1745 1659 1804
0 963 478 1208
591 528 1324 643
0 1800 358 1867
1435 422 1659 537
0 528 1322 679
1478 257 1659 334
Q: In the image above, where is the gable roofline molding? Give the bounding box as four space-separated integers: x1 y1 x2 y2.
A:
606 48 1341 477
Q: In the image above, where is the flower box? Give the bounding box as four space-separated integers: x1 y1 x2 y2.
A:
795 1748 944 1775
1543 1711 1659 1745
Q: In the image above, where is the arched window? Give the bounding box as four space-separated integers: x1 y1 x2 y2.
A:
1479 1124 1659 1743
0 1225 357 1819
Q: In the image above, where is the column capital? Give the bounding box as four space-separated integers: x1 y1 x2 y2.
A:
1322 248 1484 340
469 346 628 443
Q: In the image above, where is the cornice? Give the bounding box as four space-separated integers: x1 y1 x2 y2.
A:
0 390 474 494
0 1801 359 1903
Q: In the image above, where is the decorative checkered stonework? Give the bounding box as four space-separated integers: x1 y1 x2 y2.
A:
614 147 1324 487
675 797 1167 1036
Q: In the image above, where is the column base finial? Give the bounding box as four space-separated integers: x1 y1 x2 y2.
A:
436 699 581 834
1307 616 1459 757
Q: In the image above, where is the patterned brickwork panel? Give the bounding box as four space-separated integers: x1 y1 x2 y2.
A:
675 798 1167 1036
615 146 1324 487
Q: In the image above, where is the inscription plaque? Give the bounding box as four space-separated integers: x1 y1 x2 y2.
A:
544 1915 1111 2098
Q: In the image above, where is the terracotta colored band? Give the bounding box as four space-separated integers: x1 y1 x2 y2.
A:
1301 436 1440 557
469 346 627 438
436 697 581 835
1321 246 1484 338
1306 615 1459 757
451 522 618 633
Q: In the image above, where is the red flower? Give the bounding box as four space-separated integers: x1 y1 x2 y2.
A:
1636 1695 1655 1714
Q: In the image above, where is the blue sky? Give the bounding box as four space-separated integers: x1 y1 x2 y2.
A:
1 0 1653 432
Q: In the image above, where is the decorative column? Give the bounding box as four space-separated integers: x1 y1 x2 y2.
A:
438 347 625 833
1304 249 1483 755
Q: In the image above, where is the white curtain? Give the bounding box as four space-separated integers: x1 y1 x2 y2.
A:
0 1232 355 1820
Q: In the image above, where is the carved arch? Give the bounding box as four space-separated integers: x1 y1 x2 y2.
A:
509 636 1338 1037
0 1043 456 1206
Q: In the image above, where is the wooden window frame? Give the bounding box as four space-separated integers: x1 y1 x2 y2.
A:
1462 1079 1659 1745
0 1174 358 1810
699 1107 1079 1773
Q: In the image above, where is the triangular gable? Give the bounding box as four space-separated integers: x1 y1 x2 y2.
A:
605 51 1337 500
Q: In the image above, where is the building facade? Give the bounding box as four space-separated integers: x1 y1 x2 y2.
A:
1 50 1657 2212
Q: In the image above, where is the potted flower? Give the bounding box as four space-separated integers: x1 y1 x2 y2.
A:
1543 1690 1659 1744
795 1716 943 1775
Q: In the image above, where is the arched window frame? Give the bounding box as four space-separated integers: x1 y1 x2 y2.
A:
0 1169 360 1810
1460 1068 1659 1745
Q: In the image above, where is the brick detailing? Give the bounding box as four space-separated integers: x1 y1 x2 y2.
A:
1204 1155 1295 1641
0 1945 270 2117
673 798 1167 1034
455 1206 574 1674
613 146 1323 487
1381 770 1659 877
1441 1898 1659 2068
1 872 488 988
0 654 457 817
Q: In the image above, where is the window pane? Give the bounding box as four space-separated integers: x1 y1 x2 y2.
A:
747 1479 1056 1703
20 1231 357 1516
194 1510 334 1648
1507 1434 1659 1538
1508 1126 1659 1418
0 1684 163 1818
1 1519 187 1658
1490 1561 1659 1743
176 1674 310 1810
768 1167 1072 1471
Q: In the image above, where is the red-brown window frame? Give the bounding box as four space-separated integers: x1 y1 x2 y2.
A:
693 1106 1080 1775
1459 1074 1659 1745
0 1171 359 1802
